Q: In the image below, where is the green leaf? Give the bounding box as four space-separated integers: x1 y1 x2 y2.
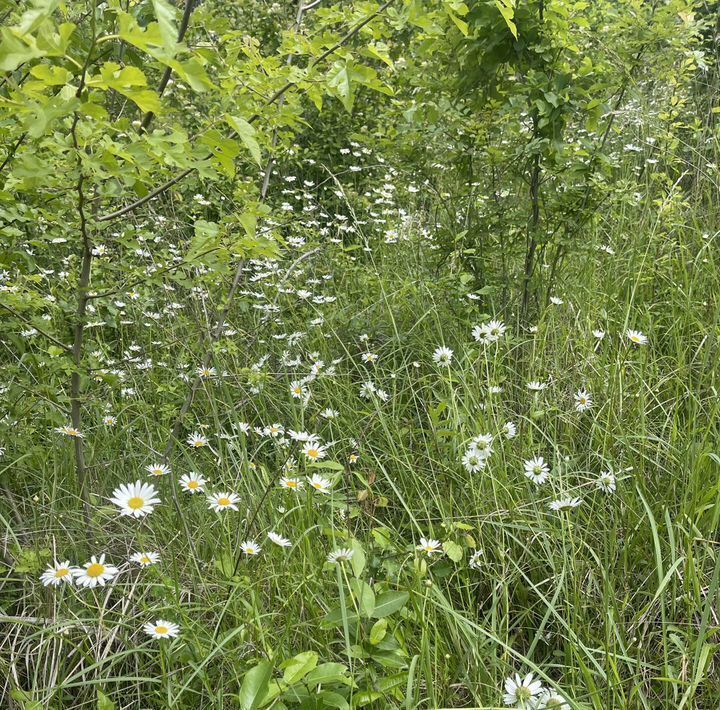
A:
349 538 366 578
0 28 45 71
326 62 354 113
495 0 518 39
365 43 393 67
446 9 469 36
443 540 463 562
97 689 116 710
369 618 388 645
317 690 350 709
88 63 161 113
309 460 344 471
29 64 71 85
371 591 409 619
10 688 43 710
305 662 350 686
226 115 262 167
349 578 375 617
322 603 359 626
172 57 214 92
118 13 166 53
18 0 59 35
199 130 240 177
151 0 178 54
24 86 79 137
353 690 384 707
238 661 272 709
281 651 318 685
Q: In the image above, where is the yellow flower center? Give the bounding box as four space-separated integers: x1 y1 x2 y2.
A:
155 625 169 635
188 480 199 489
55 568 69 578
218 497 231 506
86 563 105 578
193 440 204 447
244 547 256 555
286 481 298 488
307 449 319 458
128 497 144 510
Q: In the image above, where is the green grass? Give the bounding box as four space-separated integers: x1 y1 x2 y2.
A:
3 152 720 709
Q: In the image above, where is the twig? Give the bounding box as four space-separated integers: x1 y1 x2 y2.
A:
0 302 71 353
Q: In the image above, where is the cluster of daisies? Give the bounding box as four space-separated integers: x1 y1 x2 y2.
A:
443 318 642 512
503 672 570 709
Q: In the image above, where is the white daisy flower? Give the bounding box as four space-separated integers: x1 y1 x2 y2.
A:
197 366 216 378
302 441 327 461
470 433 494 457
468 550 483 570
472 323 490 343
574 389 592 412
179 472 207 493
626 329 648 345
308 474 332 494
144 619 180 639
240 540 261 556
267 532 292 547
462 448 487 473
146 463 170 477
549 497 582 512
536 690 571 708
109 480 161 518
73 554 119 588
280 476 303 491
417 537 442 555
207 492 240 512
103 415 117 426
327 548 354 564
503 672 544 707
524 457 550 485
290 380 307 399
130 551 160 567
40 560 74 587
186 432 208 448
55 425 83 438
502 421 517 439
432 346 453 365
596 471 616 493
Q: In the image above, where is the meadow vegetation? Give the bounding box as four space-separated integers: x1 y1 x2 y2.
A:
1 0 720 708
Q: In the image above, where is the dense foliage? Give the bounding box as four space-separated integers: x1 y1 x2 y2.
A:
1 0 720 707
